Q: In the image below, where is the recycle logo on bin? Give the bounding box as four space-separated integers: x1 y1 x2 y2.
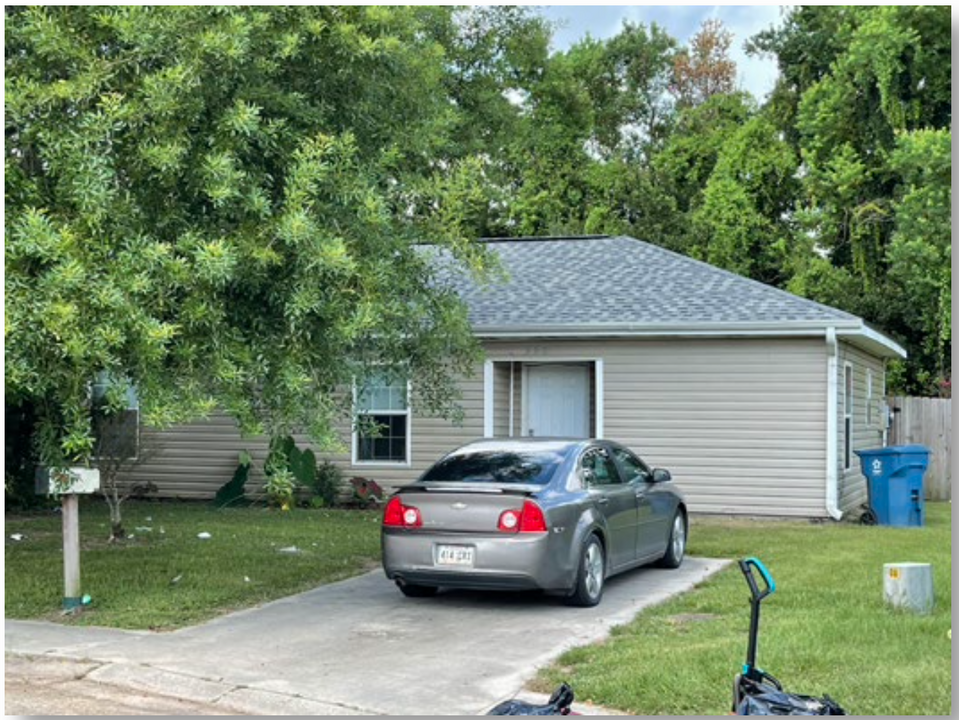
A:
871 459 883 476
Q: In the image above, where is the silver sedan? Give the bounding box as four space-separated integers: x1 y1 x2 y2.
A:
381 438 688 606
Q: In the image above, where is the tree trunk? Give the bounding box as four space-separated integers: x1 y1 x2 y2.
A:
107 494 125 542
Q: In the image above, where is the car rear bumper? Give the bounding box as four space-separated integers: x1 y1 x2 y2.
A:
382 529 573 592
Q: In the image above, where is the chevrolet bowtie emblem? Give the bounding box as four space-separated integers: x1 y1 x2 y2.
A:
451 502 468 510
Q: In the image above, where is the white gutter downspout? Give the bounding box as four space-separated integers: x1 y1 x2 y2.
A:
825 328 843 520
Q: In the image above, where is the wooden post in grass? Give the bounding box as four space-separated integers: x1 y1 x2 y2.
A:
38 467 100 613
62 494 82 612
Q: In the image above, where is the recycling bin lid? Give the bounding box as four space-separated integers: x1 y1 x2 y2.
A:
855 445 930 457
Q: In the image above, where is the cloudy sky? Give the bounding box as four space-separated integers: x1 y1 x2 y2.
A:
540 5 788 102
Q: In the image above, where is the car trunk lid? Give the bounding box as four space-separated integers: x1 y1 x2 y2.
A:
396 484 539 534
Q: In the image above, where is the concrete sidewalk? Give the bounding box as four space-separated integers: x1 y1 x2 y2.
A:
6 557 729 715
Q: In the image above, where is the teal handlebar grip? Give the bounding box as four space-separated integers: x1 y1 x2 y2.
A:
740 557 776 600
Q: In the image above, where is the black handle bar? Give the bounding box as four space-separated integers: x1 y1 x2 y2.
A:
739 557 776 603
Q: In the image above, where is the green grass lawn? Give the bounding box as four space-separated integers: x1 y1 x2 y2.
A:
533 502 952 715
7 499 952 714
5 499 382 630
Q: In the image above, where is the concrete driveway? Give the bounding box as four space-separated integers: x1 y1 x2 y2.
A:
6 558 728 715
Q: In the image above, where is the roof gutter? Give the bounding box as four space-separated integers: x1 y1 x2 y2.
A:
474 320 861 338
475 320 906 358
825 327 843 521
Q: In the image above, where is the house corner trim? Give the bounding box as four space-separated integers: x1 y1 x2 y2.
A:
483 360 494 438
825 328 843 520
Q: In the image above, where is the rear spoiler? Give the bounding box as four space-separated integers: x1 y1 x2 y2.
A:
399 484 536 496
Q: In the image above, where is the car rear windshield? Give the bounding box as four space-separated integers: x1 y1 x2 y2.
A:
419 449 567 486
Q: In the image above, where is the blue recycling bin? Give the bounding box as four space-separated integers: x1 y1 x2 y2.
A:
854 445 930 527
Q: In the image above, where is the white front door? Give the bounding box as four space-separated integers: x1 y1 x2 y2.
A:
525 364 590 438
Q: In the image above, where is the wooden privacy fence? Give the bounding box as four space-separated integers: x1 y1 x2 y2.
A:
887 396 952 500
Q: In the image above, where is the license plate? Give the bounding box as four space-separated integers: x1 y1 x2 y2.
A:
435 544 475 568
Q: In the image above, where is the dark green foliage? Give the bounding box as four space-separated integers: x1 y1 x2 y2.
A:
312 460 344 508
266 435 315 487
5 6 490 467
213 452 252 509
4 401 51 509
4 5 949 433
758 6 952 393
289 447 317 489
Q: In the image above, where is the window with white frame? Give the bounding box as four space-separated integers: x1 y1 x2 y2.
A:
354 373 410 464
843 363 853 470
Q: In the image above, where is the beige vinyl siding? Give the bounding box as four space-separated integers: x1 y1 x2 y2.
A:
292 375 485 490
485 337 829 517
511 364 523 436
123 415 270 500
837 342 886 514
124 336 836 517
123 373 485 497
492 363 511 437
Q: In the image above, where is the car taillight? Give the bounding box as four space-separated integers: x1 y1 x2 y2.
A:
498 501 548 534
383 496 422 528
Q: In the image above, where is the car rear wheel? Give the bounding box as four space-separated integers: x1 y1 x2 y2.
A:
566 534 605 607
656 510 686 569
397 581 438 598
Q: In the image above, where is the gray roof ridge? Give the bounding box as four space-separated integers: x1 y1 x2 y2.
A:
609 234 860 323
477 234 609 243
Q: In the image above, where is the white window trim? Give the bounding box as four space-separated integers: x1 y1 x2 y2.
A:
483 360 494 438
351 378 412 468
484 356 604 440
843 361 854 472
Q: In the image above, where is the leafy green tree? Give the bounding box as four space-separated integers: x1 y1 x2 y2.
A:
5 6 491 467
496 44 595 236
693 113 798 284
884 129 951 394
753 5 950 392
649 92 754 253
561 22 677 161
490 21 680 237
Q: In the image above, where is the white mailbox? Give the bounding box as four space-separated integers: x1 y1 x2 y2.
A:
36 467 101 495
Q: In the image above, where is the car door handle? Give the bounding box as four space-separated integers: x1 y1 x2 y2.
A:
595 497 609 506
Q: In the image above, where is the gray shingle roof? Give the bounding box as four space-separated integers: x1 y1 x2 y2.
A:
444 235 859 331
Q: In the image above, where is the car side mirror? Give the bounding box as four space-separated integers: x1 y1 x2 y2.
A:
651 468 671 483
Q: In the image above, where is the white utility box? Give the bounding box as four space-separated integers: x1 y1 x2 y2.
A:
883 562 934 614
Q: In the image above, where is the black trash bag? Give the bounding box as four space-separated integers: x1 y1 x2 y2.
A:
487 683 575 716
736 678 846 716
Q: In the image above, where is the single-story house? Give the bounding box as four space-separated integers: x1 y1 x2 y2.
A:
122 235 906 518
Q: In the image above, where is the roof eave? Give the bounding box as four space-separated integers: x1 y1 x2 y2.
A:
474 320 907 358
836 325 907 359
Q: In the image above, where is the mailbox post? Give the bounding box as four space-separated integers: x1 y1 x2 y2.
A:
38 467 100 612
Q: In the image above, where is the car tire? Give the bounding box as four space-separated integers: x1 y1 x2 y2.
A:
397 582 438 598
656 509 687 569
566 534 605 607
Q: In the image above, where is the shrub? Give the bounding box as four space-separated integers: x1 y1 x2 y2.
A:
312 460 343 508
214 451 252 508
264 467 297 510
